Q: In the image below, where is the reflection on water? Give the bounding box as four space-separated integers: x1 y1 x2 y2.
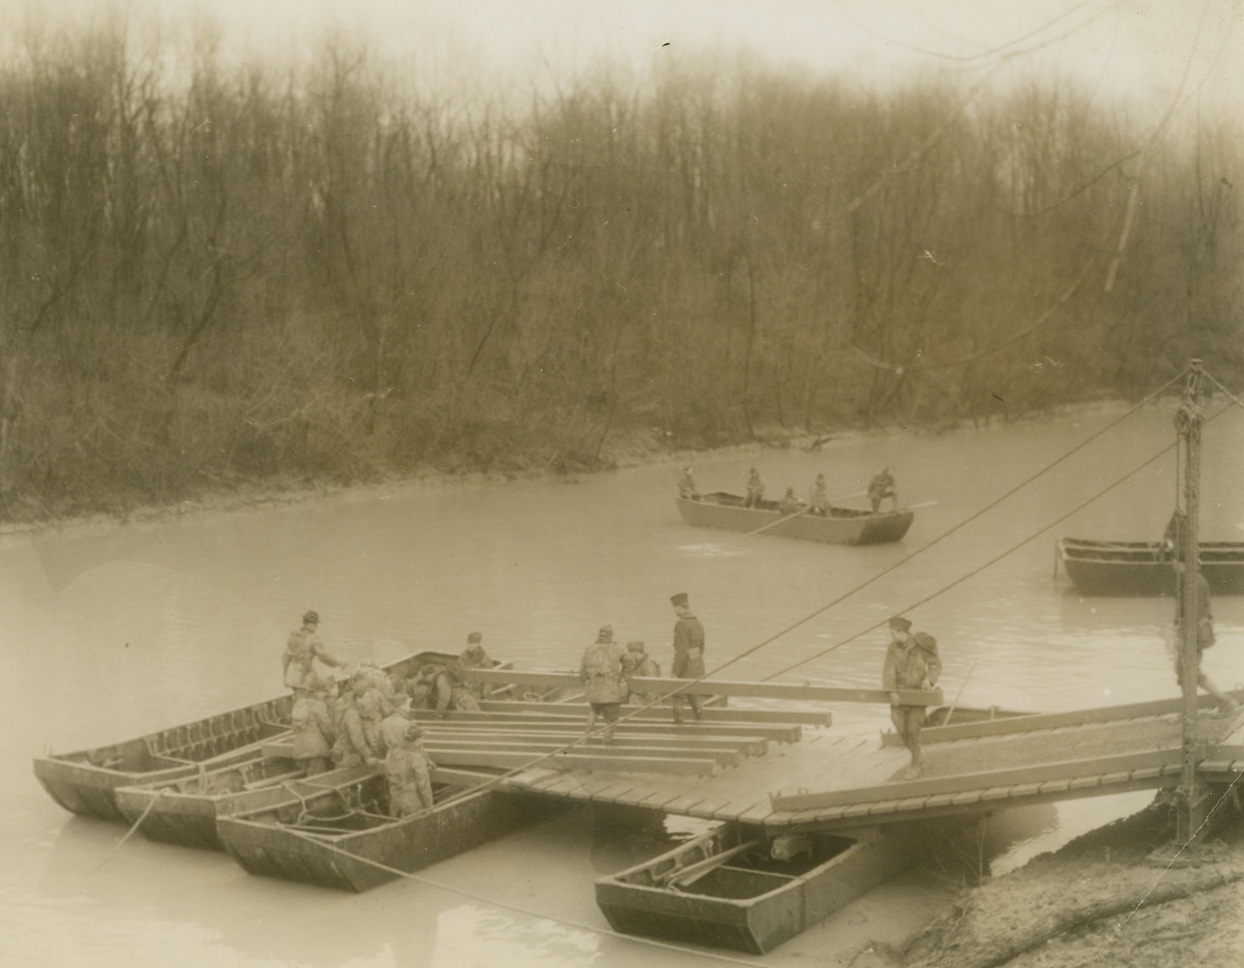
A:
5 403 1244 966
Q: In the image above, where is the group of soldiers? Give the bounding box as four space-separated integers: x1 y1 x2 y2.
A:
282 611 496 819
579 592 707 744
677 465 899 515
280 595 713 809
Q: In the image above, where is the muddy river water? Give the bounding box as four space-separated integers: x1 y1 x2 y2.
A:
4 401 1244 967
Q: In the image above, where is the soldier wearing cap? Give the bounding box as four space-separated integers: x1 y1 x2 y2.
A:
621 640 660 703
670 593 705 723
581 625 627 744
868 467 897 513
383 721 434 817
457 631 493 701
882 616 942 778
290 681 336 776
283 610 348 692
332 681 383 769
410 658 480 719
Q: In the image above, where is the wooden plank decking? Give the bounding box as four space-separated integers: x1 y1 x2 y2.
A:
482 699 1244 834
289 664 1244 834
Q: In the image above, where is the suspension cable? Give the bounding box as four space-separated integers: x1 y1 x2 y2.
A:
765 394 1237 681
740 366 1191 678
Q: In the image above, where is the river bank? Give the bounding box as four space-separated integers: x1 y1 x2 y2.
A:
0 396 1137 542
0 422 853 539
883 797 1244 968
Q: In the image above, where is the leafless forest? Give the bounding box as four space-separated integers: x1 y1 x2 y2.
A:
0 19 1239 521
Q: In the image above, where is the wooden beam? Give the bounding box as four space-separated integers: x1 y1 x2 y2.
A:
463 668 939 706
1202 744 1244 761
410 710 804 741
432 766 501 786
628 677 939 707
426 749 720 775
424 740 742 767
769 747 1185 812
891 692 1244 745
422 721 770 746
476 700 832 726
424 731 767 756
1199 744 1244 774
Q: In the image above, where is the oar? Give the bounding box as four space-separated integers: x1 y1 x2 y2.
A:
739 488 886 538
905 500 939 510
740 506 811 539
659 838 765 888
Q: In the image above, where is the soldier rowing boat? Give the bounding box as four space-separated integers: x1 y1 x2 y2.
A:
676 493 913 545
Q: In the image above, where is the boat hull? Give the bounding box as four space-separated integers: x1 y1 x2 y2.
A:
219 789 556 892
33 698 293 823
676 494 912 545
113 757 366 851
33 651 451 823
595 823 918 954
1058 538 1244 596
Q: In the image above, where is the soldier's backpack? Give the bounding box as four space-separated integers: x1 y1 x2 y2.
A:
583 643 620 679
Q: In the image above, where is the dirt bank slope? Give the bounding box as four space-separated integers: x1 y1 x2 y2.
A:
901 798 1244 968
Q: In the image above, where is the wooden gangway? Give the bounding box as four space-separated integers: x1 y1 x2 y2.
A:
422 670 1244 835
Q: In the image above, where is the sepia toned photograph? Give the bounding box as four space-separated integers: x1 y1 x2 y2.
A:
3 2 1243 966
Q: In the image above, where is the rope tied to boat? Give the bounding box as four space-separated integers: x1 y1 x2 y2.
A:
278 781 316 826
95 787 172 870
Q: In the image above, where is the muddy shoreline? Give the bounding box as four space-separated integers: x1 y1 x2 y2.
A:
884 797 1244 968
0 397 1137 543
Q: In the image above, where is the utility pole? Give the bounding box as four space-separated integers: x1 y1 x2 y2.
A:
1175 359 1207 844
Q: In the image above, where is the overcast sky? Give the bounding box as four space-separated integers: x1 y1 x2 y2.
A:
4 0 1241 114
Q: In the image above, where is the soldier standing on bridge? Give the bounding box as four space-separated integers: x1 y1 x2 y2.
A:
580 625 627 744
670 592 706 723
882 616 942 779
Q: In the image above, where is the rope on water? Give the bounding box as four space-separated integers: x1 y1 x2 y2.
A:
95 788 172 869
